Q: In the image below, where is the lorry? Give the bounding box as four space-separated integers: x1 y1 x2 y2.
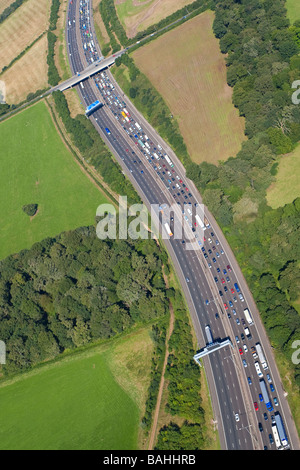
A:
256 342 268 370
205 325 213 345
272 423 282 449
164 223 173 237
195 214 206 230
135 122 141 130
164 154 174 167
259 379 273 412
244 308 253 325
244 327 252 339
138 139 145 148
204 217 210 228
255 361 263 378
275 412 288 447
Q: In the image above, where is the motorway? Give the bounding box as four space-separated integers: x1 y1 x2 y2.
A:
64 0 299 450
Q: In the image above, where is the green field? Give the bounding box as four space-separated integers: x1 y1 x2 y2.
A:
266 144 300 209
0 328 153 449
0 101 108 260
286 0 300 23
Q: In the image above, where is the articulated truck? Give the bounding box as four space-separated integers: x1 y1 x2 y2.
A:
259 379 273 412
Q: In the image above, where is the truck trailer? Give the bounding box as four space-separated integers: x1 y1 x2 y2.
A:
256 342 268 370
259 379 273 412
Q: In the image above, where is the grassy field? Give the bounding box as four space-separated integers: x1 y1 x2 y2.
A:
285 0 300 23
115 0 194 38
0 328 154 450
132 10 245 165
0 100 109 260
266 144 300 209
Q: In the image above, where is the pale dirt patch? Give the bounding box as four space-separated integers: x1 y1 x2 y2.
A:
132 10 245 165
0 0 49 70
2 34 48 104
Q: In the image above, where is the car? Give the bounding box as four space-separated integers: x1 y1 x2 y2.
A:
215 313 219 319
226 276 230 282
221 278 225 284
243 344 248 352
229 300 233 307
264 413 268 421
236 318 240 325
228 313 231 319
235 335 240 343
232 309 237 315
214 277 218 283
231 288 235 294
212 258 216 263
217 267 220 273
247 377 252 385
274 397 278 406
239 348 243 355
186 277 190 283
270 384 275 392
269 434 274 445
266 374 271 383
241 333 245 341
205 299 209 305
233 296 237 302
235 413 240 422
259 393 263 402
227 265 231 271
208 263 212 269
242 359 247 367
223 269 227 274
254 402 259 411
224 286 228 292
224 303 228 310
259 423 263 432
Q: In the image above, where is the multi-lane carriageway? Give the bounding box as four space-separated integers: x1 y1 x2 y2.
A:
64 0 298 451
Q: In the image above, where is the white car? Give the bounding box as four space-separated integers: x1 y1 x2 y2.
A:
235 413 240 422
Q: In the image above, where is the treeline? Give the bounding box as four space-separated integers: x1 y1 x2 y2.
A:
0 226 169 376
142 321 167 429
114 54 190 167
99 0 127 52
47 0 61 86
52 91 140 205
155 289 205 450
99 0 212 54
0 0 26 25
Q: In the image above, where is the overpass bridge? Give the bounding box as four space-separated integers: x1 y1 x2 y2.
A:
50 49 126 93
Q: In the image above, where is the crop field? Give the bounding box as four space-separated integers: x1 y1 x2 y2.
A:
115 0 194 38
1 34 48 103
132 10 245 165
266 145 300 209
0 0 49 71
285 0 300 23
0 100 109 260
0 328 153 450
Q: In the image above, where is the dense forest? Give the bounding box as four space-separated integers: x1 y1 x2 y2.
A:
0 226 170 375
